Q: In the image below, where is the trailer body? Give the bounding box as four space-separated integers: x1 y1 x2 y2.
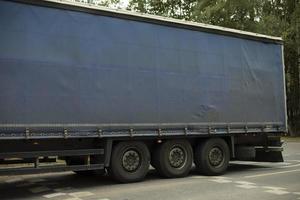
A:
0 0 286 181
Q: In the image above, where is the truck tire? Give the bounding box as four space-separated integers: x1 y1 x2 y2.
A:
152 140 193 178
110 141 150 183
194 138 230 175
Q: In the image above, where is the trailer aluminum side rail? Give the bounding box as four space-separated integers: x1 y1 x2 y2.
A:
0 122 285 140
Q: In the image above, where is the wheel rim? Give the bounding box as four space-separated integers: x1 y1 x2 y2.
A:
168 146 186 168
122 149 141 172
208 146 224 167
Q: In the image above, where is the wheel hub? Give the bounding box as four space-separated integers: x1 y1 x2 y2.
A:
122 149 141 172
208 147 224 167
169 147 186 168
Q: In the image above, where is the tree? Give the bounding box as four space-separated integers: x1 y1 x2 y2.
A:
128 0 198 20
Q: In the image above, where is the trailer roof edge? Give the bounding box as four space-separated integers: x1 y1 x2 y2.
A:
8 0 283 44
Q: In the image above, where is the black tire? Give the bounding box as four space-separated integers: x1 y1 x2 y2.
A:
110 141 150 183
152 140 193 178
194 138 230 175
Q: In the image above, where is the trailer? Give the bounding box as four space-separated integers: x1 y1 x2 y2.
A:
0 0 286 182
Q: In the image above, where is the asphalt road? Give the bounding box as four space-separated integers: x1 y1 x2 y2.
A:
0 141 300 200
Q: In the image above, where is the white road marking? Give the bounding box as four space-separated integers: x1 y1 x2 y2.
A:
210 176 231 179
264 190 290 195
69 191 94 198
245 169 300 178
262 186 287 190
98 199 110 200
190 176 206 179
210 179 232 183
234 180 257 189
234 181 255 185
279 163 300 168
262 186 290 195
285 160 300 162
275 162 291 166
236 184 258 189
211 176 294 194
230 161 255 165
210 176 232 183
43 192 66 198
29 186 51 193
231 161 291 165
5 177 23 183
293 192 300 195
62 198 81 200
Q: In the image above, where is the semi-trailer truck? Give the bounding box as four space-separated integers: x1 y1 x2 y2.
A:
0 0 287 183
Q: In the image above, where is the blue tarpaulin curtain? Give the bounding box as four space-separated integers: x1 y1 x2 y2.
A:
0 0 286 127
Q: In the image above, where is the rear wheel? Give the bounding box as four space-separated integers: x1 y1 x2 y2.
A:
152 140 193 178
110 141 150 183
194 138 230 175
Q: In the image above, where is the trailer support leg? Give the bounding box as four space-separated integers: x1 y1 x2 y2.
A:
230 136 235 158
34 158 39 168
104 139 113 167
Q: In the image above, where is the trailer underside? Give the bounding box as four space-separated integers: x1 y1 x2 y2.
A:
0 130 284 182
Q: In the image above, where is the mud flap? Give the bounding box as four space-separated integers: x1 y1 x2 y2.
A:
255 147 284 162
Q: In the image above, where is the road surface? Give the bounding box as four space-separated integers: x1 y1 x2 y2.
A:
0 141 300 200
